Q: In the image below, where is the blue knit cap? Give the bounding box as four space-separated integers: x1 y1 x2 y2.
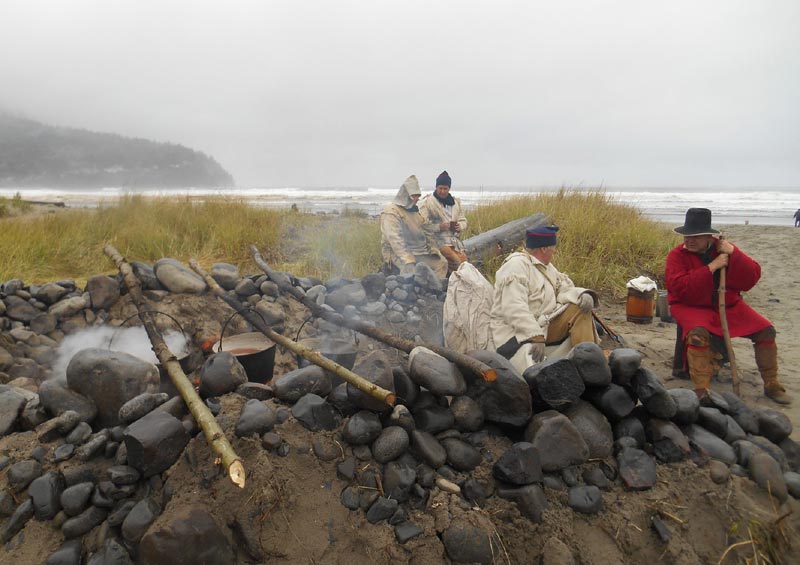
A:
436 170 451 187
525 225 559 249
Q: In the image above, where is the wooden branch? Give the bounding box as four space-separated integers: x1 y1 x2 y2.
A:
718 267 740 396
249 246 497 383
188 260 395 407
462 213 548 263
103 245 245 488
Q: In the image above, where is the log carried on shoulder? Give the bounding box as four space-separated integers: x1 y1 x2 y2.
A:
189 259 395 407
249 245 497 383
463 212 548 263
104 245 246 489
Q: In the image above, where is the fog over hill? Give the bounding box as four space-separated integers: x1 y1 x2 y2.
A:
0 111 234 188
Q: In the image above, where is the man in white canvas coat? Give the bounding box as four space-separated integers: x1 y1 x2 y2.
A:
419 170 468 274
380 175 448 278
490 225 599 373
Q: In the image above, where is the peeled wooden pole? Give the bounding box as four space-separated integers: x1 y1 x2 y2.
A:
718 266 740 396
249 246 497 383
103 245 245 488
189 259 395 407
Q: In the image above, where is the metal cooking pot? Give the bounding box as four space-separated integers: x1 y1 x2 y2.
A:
297 336 358 386
212 331 276 384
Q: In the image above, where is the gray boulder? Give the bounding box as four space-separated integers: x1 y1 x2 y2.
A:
407 346 466 396
153 258 206 294
564 400 614 459
139 505 233 565
124 410 190 477
210 263 241 290
524 411 589 472
273 365 331 403
86 275 120 310
464 350 532 426
347 351 395 412
568 342 612 386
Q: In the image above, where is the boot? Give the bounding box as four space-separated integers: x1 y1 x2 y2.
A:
755 340 792 405
686 327 714 398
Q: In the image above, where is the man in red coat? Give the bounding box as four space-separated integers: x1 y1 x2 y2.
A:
665 208 790 404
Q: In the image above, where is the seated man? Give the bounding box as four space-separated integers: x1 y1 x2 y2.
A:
490 225 598 374
665 208 790 404
419 170 468 274
380 175 448 278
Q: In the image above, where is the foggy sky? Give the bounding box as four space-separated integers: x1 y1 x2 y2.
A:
1 0 798 188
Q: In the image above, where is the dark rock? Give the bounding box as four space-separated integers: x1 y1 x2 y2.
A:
75 430 109 461
343 410 383 445
407 346 466 396
7 458 43 491
235 382 274 401
347 351 395 412
86 538 132 565
441 437 482 471
414 405 455 434
450 395 484 432
292 393 342 431
139 504 234 564
198 352 248 399
387 404 415 432
131 261 163 291
583 467 611 489
524 411 589 472
326 282 367 311
86 275 120 310
442 519 494 564
336 457 357 481
747 435 789 470
312 438 339 461
45 539 82 565
731 405 760 435
685 424 736 464
750 452 788 502
366 496 399 524
647 419 690 463
462 478 489 505
568 342 612 386
61 506 108 539
4 295 39 323
698 407 729 438
586 384 635 422
28 471 65 520
235 399 277 437
395 521 423 544
210 262 240 290
60 482 95 517
608 348 642 386
497 484 548 522
617 447 657 490
702 390 730 412
108 465 141 486
273 365 331 403
65 421 92 445
524 358 584 411
632 368 676 419
780 437 800 472
785 471 800 499
124 409 190 477
360 273 386 300
383 460 417 502
122 497 161 544
61 465 96 487
464 349 532 426
20 397 50 430
0 491 14 517
1 499 34 543
709 460 730 484
493 442 543 485
35 282 70 305
0 390 26 437
326 383 357 417
66 348 159 428
49 296 88 320
261 432 282 451
564 400 613 459
372 426 409 463
340 486 360 511
757 408 793 444
118 392 169 424
234 278 258 297
391 366 419 408
568 485 603 514
668 388 700 425
613 416 646 447
38 381 97 425
409 430 447 468
724 415 747 444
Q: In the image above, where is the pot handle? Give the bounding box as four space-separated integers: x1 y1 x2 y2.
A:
108 310 186 350
218 308 269 351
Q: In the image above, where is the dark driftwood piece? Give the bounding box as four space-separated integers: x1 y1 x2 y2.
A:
249 246 497 383
718 267 740 396
188 259 395 407
463 212 548 263
104 245 246 488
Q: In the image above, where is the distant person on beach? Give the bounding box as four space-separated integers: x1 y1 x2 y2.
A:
794 208 800 227
380 175 448 278
490 225 598 374
665 207 791 404
419 170 468 274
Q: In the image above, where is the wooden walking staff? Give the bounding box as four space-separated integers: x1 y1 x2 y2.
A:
249 245 497 383
104 245 246 488
188 259 395 407
718 263 740 396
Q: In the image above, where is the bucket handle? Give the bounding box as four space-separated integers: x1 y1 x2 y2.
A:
218 308 269 351
108 310 187 350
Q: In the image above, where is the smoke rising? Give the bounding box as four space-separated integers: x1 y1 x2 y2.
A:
51 326 188 382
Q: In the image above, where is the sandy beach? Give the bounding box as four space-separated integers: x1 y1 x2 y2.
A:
598 223 800 440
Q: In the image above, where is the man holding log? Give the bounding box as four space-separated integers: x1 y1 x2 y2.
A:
490 225 599 374
419 170 468 274
665 208 791 404
380 175 448 278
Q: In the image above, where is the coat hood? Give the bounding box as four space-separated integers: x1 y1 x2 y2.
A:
392 175 422 208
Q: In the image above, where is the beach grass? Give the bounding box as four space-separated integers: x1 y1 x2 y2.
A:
1 190 678 296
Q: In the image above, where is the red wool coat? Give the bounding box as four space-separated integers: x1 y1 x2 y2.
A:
665 239 772 340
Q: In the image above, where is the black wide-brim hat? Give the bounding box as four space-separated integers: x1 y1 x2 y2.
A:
673 208 720 236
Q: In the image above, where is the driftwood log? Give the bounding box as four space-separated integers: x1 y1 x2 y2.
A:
249 246 497 383
104 245 246 488
463 212 548 264
189 259 395 407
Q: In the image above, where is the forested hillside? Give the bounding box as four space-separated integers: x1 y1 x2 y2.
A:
0 112 234 187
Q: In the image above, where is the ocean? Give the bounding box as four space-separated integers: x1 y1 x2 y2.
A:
3 185 800 227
